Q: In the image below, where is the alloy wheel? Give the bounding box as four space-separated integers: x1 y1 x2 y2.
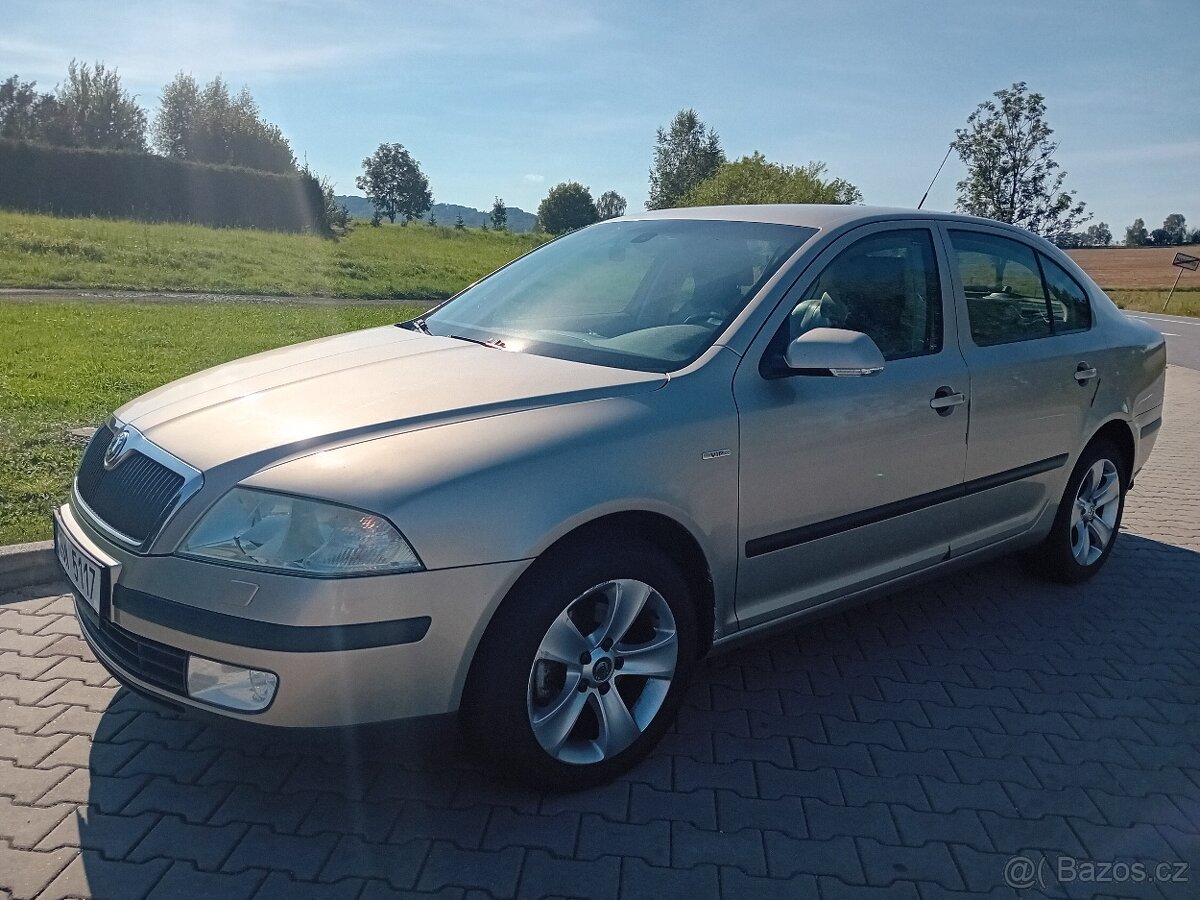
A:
1070 458 1120 566
527 578 678 765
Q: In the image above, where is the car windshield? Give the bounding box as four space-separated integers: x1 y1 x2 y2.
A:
419 219 814 371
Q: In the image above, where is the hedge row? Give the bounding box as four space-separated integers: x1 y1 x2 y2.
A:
0 139 327 233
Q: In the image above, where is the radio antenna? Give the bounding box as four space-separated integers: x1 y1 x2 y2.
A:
917 145 953 210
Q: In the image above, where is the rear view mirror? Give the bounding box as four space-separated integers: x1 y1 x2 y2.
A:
783 327 885 376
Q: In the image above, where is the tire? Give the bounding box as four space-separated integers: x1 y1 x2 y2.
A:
1031 438 1127 583
460 536 698 789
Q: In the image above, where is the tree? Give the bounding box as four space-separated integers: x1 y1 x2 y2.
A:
0 75 57 141
151 74 294 173
49 60 147 151
647 108 725 210
1149 228 1171 247
490 196 508 231
596 190 627 220
1085 222 1111 247
680 152 862 207
537 182 599 235
1190 229 1200 245
151 73 200 158
1125 218 1149 247
355 143 432 224
951 82 1089 238
455 214 465 230
1162 213 1188 246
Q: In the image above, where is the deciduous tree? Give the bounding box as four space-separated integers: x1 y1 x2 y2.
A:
1162 213 1188 246
1085 222 1111 246
537 182 599 235
596 190 627 220
681 152 861 207
152 74 294 173
0 75 56 141
951 82 1089 238
355 143 433 224
1125 218 1148 247
647 109 725 210
50 60 147 151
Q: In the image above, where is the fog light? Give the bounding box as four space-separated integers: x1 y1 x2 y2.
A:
186 655 278 712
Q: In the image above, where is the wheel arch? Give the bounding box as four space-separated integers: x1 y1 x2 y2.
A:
531 511 716 658
1087 418 1136 484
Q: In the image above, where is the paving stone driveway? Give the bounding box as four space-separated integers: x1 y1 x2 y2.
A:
2 367 1198 900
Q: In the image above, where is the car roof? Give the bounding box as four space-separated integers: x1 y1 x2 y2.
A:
621 203 1033 236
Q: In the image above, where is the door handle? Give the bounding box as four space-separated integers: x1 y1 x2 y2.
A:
930 386 966 415
1074 363 1098 384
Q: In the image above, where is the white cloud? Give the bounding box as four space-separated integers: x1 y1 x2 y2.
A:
523 174 545 183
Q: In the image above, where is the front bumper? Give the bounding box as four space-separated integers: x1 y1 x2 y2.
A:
57 502 530 726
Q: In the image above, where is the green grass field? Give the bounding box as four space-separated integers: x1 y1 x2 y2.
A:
1107 289 1200 317
0 301 423 544
0 210 548 301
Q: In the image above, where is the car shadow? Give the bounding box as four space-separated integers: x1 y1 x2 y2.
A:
77 532 1200 896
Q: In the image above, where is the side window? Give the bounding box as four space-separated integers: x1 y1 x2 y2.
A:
788 229 943 361
949 230 1051 346
1040 255 1092 334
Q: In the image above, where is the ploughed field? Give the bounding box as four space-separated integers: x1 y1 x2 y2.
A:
1068 246 1200 316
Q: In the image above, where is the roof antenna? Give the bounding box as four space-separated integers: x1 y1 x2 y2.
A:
917 145 953 210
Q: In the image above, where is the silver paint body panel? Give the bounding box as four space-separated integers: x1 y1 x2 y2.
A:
58 205 1166 726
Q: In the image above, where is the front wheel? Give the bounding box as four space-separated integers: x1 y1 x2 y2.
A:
1031 439 1126 583
461 538 697 789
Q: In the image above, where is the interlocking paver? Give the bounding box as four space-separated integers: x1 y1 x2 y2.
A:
415 842 524 895
481 807 579 857
319 835 428 890
146 861 264 900
670 821 767 874
126 815 247 870
34 807 157 861
0 759 73 804
577 815 669 866
0 844 76 900
715 790 807 837
0 798 73 849
517 850 620 900
2 365 1198 898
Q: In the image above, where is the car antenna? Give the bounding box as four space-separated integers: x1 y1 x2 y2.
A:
917 144 953 210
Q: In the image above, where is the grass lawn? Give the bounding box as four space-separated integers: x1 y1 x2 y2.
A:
0 301 423 544
1107 289 1200 317
0 210 548 301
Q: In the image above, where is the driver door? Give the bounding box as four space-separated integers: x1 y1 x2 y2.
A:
733 222 969 627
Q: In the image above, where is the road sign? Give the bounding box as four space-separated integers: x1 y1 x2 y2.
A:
1173 251 1199 272
1163 252 1198 311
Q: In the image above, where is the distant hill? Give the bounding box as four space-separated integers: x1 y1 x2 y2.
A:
335 195 538 232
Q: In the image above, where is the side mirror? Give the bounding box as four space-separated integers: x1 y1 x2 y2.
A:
783 327 885 376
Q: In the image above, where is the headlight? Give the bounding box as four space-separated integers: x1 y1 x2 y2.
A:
180 488 423 576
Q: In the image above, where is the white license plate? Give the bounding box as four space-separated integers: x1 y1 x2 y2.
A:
55 516 107 616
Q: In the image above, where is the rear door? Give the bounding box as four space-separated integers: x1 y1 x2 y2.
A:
733 222 969 628
939 225 1101 553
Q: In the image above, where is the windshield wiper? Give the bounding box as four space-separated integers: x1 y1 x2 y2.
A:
449 334 506 349
400 317 432 334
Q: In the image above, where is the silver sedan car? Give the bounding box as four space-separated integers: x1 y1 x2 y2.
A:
55 205 1166 787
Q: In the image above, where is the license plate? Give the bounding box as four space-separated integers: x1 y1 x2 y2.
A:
54 513 109 617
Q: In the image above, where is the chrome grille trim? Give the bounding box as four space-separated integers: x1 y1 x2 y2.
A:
73 419 203 551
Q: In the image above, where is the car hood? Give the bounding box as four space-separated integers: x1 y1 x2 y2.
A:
115 326 666 471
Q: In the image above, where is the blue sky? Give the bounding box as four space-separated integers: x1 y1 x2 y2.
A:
5 0 1197 230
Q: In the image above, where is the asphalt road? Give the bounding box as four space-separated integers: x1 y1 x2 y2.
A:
1127 311 1200 371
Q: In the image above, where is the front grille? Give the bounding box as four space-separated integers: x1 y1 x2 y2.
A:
76 594 188 696
76 424 186 545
